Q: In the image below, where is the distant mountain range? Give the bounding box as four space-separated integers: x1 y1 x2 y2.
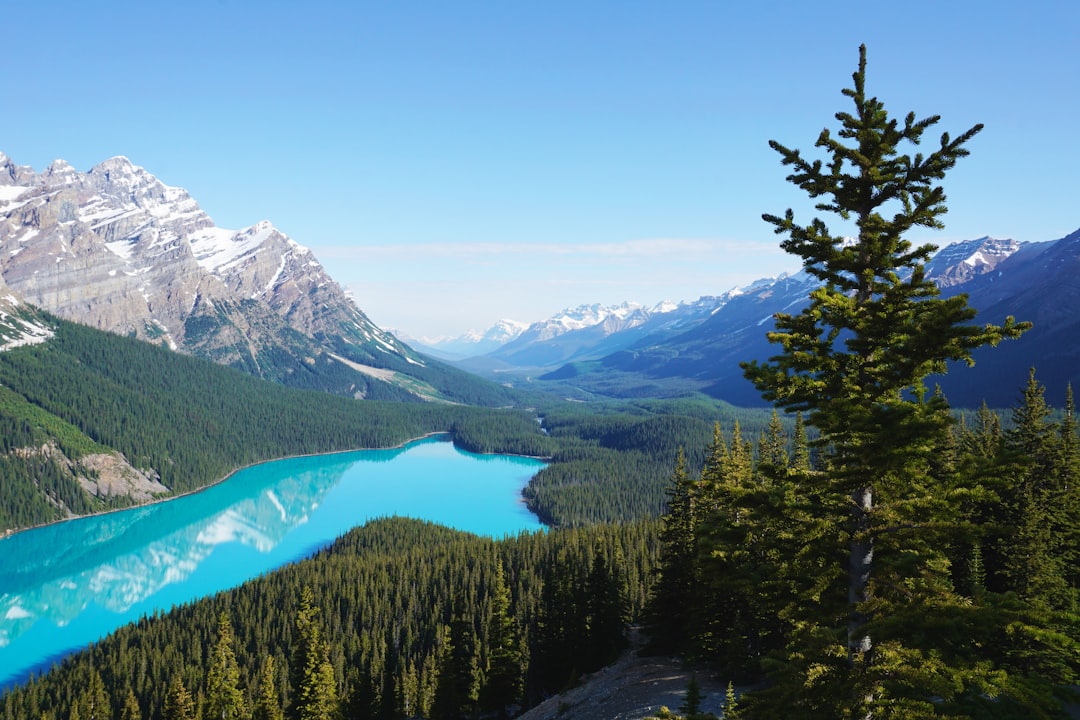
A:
432 233 1079 408
0 152 509 405
396 318 531 360
2 151 1073 410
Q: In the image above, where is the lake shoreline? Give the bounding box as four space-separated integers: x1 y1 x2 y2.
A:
1 432 466 542
2 430 555 542
0 437 548 690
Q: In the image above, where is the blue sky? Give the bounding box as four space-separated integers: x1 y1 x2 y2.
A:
3 2 1077 338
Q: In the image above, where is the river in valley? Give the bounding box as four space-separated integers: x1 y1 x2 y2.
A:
0 436 545 688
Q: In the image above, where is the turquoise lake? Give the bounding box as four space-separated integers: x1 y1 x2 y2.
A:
0 436 545 689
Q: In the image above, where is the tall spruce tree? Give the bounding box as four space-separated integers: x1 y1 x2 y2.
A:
742 45 1029 717
163 677 196 720
480 562 523 718
1060 385 1080 598
649 448 699 654
253 656 285 720
205 612 246 720
999 370 1067 608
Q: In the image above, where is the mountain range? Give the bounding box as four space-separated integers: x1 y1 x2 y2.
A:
433 234 1079 408
2 151 1074 410
0 152 508 405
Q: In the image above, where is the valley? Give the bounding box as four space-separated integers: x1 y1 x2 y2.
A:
0 134 1077 719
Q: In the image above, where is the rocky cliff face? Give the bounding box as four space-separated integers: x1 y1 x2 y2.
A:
924 236 1024 288
0 152 423 395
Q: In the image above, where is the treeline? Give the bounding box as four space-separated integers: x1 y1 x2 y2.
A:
0 316 557 533
0 516 661 720
648 372 1080 718
525 403 798 526
0 313 793 533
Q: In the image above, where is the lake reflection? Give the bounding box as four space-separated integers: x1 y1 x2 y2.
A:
0 437 544 687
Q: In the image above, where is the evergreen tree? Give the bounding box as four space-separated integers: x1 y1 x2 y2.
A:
480 563 522 718
253 656 284 720
78 670 111 720
693 421 795 677
996 370 1067 608
585 541 629 669
790 413 810 474
119 687 142 720
163 678 196 720
679 673 704 717
280 586 339 720
648 448 699 653
1060 385 1080 597
431 616 480 720
205 612 246 720
294 610 338 720
722 681 741 720
741 44 1029 717
755 410 788 479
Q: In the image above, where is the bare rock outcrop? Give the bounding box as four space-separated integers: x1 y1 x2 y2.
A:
0 151 418 385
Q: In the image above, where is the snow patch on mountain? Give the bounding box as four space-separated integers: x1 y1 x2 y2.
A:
0 150 427 396
926 237 1024 288
0 186 28 203
0 298 54 352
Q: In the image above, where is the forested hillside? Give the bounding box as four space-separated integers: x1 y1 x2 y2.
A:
0 310 776 534
0 517 660 720
0 313 545 533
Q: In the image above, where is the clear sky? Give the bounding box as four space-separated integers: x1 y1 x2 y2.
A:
3 2 1077 339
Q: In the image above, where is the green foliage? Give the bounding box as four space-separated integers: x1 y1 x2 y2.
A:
0 517 660 720
0 312 783 533
644 47 1076 720
649 394 1079 718
252 656 284 720
162 678 195 720
733 43 1044 717
204 613 245 720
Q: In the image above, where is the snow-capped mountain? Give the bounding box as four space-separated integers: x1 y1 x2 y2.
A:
925 236 1025 288
531 232 1078 407
397 318 530 360
468 297 730 370
0 152 442 399
440 234 1034 386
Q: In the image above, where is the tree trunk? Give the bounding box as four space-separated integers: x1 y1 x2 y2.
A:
848 485 872 665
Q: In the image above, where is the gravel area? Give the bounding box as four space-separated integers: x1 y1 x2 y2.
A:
516 631 734 720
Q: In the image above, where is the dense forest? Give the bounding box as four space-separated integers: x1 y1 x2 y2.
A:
0 313 765 534
648 375 1079 718
0 516 660 720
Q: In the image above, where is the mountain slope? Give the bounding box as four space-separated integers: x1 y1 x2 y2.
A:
936 231 1080 406
0 152 509 405
450 298 731 380
0 304 544 535
536 234 1076 407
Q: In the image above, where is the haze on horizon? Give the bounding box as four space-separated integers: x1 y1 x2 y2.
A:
3 2 1076 338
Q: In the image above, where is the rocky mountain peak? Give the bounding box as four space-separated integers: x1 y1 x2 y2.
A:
0 150 424 398
45 159 78 179
926 236 1024 288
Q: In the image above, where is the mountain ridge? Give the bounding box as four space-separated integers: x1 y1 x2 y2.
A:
457 233 1075 407
0 152 511 405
